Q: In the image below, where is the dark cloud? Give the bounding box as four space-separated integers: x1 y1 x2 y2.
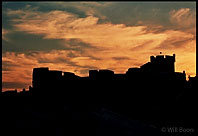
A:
131 40 153 51
37 57 66 64
96 2 195 28
3 2 195 28
2 12 14 30
2 82 27 89
37 57 72 64
36 3 87 18
142 25 168 34
38 56 98 70
2 2 34 10
2 31 97 54
64 38 95 50
155 38 194 50
112 56 130 60
67 52 79 58
2 31 66 53
2 61 19 71
3 2 88 18
24 51 40 57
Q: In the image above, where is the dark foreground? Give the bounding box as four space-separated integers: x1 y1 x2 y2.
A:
1 83 197 136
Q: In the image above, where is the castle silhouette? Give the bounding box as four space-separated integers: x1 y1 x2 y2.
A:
29 54 187 105
31 54 186 90
1 54 197 136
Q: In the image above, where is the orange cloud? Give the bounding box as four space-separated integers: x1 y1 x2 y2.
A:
3 8 196 91
2 50 99 91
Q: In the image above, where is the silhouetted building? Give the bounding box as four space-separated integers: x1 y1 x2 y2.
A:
98 70 114 79
89 70 99 79
2 90 17 96
29 53 187 103
141 54 175 73
126 68 142 80
32 67 49 90
188 75 198 89
125 54 184 83
2 53 197 136
89 69 114 79
63 72 78 80
114 74 126 80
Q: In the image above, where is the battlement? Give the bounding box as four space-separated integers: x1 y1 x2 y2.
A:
143 54 176 73
150 54 175 63
89 69 114 79
31 54 185 92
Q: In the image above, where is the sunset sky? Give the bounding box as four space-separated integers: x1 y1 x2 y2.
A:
2 2 196 91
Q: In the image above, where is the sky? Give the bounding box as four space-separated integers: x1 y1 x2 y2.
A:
2 2 196 92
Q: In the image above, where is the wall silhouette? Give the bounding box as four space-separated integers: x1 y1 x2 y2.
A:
1 54 197 136
29 54 186 105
